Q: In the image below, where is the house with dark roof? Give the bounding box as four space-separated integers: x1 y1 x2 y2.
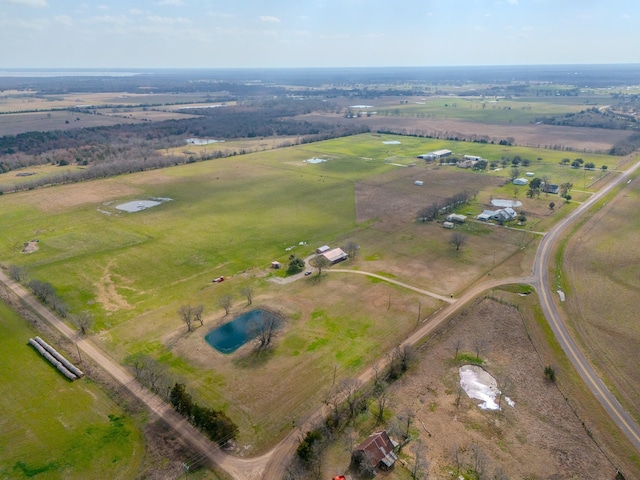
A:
351 431 398 474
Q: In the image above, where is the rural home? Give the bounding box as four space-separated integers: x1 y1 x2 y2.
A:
477 208 517 222
543 183 559 194
322 247 348 264
463 154 483 162
417 149 452 161
513 178 529 186
351 431 398 474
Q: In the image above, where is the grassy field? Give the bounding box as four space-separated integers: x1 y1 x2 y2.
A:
372 95 603 125
0 301 143 480
562 172 640 424
0 132 624 451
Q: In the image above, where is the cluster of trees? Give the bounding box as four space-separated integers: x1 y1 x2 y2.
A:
169 382 238 446
8 265 95 335
288 345 417 478
377 128 514 147
416 190 476 223
610 132 640 156
535 107 638 131
287 256 305 275
177 304 204 332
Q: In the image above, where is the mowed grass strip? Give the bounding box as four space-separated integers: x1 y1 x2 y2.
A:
0 302 143 480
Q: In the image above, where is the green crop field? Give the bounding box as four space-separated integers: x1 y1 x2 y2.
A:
0 302 143 480
0 132 625 451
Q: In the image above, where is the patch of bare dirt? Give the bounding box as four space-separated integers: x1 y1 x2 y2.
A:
21 240 39 253
94 261 133 311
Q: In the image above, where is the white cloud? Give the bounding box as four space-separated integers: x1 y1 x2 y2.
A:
260 15 280 23
507 0 518 4
146 15 191 24
155 0 184 5
87 14 132 26
129 8 144 15
97 4 108 10
207 11 234 19
0 0 48 7
53 14 73 26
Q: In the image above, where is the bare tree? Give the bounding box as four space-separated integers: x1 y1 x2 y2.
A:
452 338 463 359
374 387 390 423
410 439 428 480
473 338 484 360
510 166 521 180
219 294 232 315
178 304 193 332
8 264 28 283
192 304 204 326
497 376 512 410
309 254 331 276
240 286 254 305
343 241 359 260
399 407 415 441
250 311 283 351
339 378 362 420
450 232 467 252
72 310 94 335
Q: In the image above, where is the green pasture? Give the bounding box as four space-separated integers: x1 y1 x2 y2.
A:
374 96 591 125
0 302 143 480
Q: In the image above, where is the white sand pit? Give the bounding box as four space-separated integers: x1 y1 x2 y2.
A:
115 198 172 213
459 364 515 411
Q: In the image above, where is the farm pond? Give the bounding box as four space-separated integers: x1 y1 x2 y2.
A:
205 309 281 354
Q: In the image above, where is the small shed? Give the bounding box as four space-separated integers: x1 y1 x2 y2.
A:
414 180 424 186
446 214 467 223
352 431 398 474
442 221 454 229
316 245 330 254
271 261 281 269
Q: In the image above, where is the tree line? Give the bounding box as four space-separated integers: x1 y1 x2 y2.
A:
416 190 476 223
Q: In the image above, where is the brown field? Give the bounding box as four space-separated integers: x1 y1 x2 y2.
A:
300 113 630 153
563 174 640 423
0 110 143 136
100 109 200 122
321 295 631 479
0 92 221 114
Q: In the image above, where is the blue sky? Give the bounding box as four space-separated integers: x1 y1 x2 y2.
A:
1 0 638 68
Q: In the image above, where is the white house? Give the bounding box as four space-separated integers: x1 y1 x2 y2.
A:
513 178 529 186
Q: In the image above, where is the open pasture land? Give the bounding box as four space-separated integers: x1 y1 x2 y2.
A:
0 133 619 451
372 95 600 125
163 135 304 159
320 293 638 478
0 110 144 136
0 92 220 114
0 164 89 191
300 112 631 153
0 302 143 480
562 173 640 426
